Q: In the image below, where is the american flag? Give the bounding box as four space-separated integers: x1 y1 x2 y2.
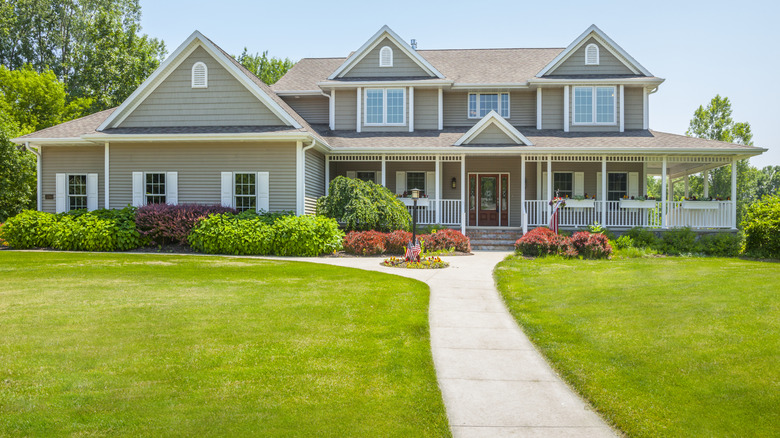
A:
405 241 421 262
549 198 566 234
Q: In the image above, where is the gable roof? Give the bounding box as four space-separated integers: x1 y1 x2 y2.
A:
454 111 533 146
327 25 445 80
537 25 652 77
98 30 303 131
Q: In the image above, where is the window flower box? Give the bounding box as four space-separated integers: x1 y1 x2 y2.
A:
620 199 657 209
682 200 720 210
399 197 430 207
564 199 595 208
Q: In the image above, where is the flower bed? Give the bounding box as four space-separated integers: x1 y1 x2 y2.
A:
382 256 449 269
342 229 470 255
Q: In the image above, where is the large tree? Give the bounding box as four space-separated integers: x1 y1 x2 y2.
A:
234 48 295 85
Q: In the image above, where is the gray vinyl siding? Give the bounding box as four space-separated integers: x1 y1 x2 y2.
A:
547 39 635 76
510 90 536 127
469 124 514 144
443 91 470 127
120 46 285 128
40 146 105 213
305 149 325 215
334 89 357 130
443 91 534 128
414 89 438 130
108 142 296 212
541 87 563 129
569 85 621 133
624 87 644 129
342 37 431 78
282 95 329 125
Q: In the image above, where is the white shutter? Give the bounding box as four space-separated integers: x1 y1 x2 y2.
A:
55 173 67 213
628 172 639 198
376 171 382 186
132 172 144 207
574 172 585 197
346 171 357 179
257 172 269 213
166 172 178 205
426 171 435 198
86 173 98 211
395 171 406 194
221 172 233 208
597 172 603 200
542 172 548 201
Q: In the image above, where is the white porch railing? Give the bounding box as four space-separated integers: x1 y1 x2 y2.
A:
405 199 462 225
524 200 734 229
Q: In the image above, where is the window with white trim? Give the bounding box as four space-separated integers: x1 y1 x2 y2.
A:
145 173 166 204
379 46 393 67
585 43 599 65
406 172 426 196
468 93 510 118
192 62 208 88
573 86 615 125
234 173 257 212
608 172 628 201
365 88 405 125
68 174 87 210
553 172 573 198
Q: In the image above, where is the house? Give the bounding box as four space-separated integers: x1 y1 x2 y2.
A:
13 25 766 234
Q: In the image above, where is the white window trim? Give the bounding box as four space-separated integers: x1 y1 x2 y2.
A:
379 46 393 67
364 88 406 126
552 171 574 197
67 173 88 211
467 92 511 119
585 43 600 65
191 61 208 88
233 172 258 212
143 172 167 205
572 86 617 126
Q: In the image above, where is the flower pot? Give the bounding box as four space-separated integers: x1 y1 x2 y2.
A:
619 199 657 209
682 200 720 210
564 199 595 208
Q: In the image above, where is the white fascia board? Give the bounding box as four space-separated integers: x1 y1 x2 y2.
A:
80 132 315 143
450 83 530 89
99 31 302 131
274 90 326 96
529 78 665 86
454 111 533 146
317 79 452 88
327 25 445 79
11 137 93 146
329 146 765 156
536 24 653 77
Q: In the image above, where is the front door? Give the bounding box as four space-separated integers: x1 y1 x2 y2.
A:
469 173 509 226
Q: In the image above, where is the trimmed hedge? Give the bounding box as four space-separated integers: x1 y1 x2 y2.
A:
342 229 471 255
515 228 611 259
135 203 237 245
316 176 411 232
343 231 387 255
570 231 612 259
741 195 780 258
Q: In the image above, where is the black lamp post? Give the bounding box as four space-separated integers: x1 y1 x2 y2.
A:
410 188 420 246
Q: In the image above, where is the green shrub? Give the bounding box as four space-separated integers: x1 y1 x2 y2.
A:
741 195 780 258
0 210 57 248
613 246 659 258
272 215 343 257
316 176 411 232
614 235 634 250
587 221 616 240
625 227 658 248
656 227 699 255
698 232 743 257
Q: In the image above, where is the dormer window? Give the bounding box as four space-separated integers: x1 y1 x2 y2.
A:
191 62 208 88
379 46 393 67
585 43 599 65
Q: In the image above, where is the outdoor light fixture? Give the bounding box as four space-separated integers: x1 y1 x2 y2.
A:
411 188 420 199
451 177 457 189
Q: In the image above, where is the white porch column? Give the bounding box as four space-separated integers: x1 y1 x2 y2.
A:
329 89 335 130
356 87 362 133
731 158 738 229
684 175 689 198
437 88 443 130
643 88 649 130
521 154 526 229
703 169 709 198
563 86 570 132
619 85 625 133
104 142 110 209
601 156 607 226
381 154 386 187
460 154 466 234
546 157 552 219
662 156 667 228
408 87 414 132
536 89 542 130
295 141 304 215
435 155 441 224
325 155 330 195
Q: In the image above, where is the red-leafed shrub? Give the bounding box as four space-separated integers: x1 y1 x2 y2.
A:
343 230 387 255
135 203 237 245
386 230 413 254
515 227 570 257
570 231 612 259
423 229 471 253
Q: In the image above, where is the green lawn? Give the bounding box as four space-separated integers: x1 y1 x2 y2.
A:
495 256 779 438
0 252 450 437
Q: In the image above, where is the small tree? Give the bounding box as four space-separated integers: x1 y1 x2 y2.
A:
741 195 780 259
316 176 411 232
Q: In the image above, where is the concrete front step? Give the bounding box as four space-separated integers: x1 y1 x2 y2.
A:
466 229 522 252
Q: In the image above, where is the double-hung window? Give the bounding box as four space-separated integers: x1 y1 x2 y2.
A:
553 172 573 198
145 173 166 204
365 88 405 125
356 171 376 183
468 93 510 118
406 172 426 196
234 173 257 212
68 175 87 210
573 86 615 125
608 173 628 200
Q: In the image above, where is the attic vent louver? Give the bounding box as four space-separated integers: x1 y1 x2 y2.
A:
379 46 393 67
585 43 599 65
192 62 208 88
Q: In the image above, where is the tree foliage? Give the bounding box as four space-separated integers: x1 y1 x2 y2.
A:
234 48 295 85
0 100 36 222
316 176 411 232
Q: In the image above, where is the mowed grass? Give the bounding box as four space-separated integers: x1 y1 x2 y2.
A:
0 252 450 437
495 256 779 438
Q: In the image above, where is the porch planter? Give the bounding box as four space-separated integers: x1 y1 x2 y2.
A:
620 199 657 209
564 199 595 208
682 200 720 210
400 197 430 207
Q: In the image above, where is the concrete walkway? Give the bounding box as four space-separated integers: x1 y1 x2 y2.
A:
280 252 617 438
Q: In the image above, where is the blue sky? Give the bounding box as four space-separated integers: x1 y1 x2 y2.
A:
138 0 778 167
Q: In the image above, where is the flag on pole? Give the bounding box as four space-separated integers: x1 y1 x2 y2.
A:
549 198 566 234
405 241 421 262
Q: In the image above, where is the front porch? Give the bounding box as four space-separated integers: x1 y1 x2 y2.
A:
325 153 740 232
